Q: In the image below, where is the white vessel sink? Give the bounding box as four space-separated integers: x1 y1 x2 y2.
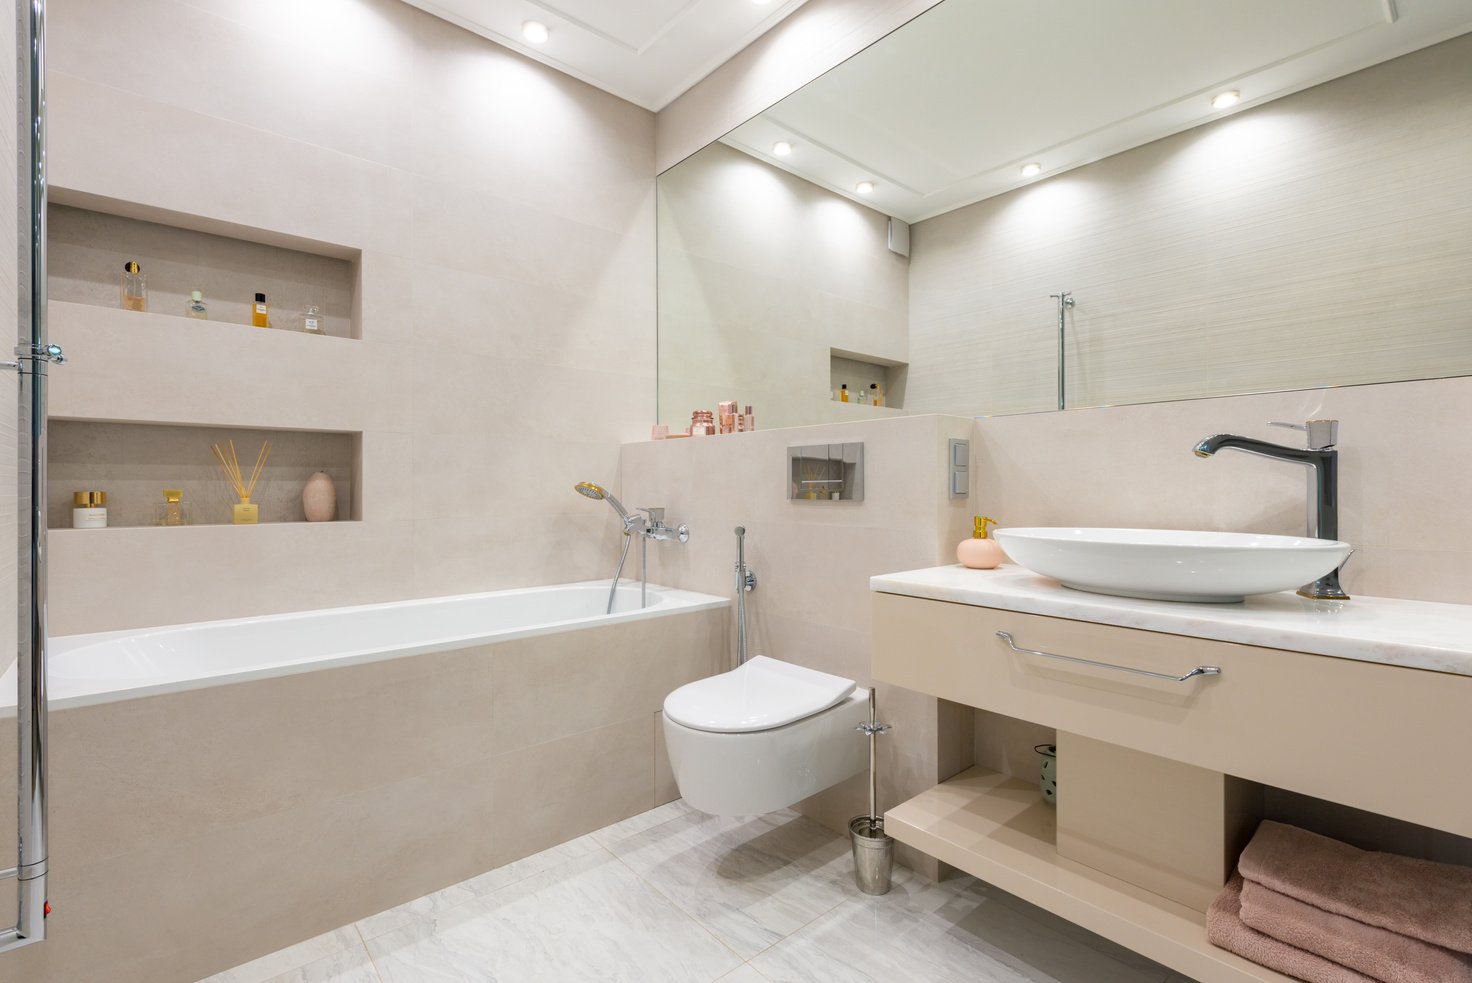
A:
992 528 1353 603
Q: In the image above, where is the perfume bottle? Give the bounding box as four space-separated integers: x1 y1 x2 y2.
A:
73 491 108 529
869 383 884 407
121 262 146 312
186 291 208 319
296 304 324 334
252 292 270 328
154 489 193 526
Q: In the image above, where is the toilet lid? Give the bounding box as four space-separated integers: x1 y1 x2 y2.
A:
663 656 857 734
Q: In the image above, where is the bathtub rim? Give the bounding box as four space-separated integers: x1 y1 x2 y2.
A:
0 580 728 717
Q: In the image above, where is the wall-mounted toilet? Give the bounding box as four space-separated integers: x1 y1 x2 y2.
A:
662 655 869 815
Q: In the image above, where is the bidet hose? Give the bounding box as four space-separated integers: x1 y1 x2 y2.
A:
607 531 631 615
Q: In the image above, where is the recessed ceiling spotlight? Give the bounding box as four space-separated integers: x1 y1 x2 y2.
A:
522 20 550 44
1211 90 1241 110
772 141 793 157
1020 162 1043 178
855 181 875 195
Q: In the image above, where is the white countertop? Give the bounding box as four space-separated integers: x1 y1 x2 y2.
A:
870 565 1472 677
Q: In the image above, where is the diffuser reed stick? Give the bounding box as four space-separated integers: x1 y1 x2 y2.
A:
210 439 270 524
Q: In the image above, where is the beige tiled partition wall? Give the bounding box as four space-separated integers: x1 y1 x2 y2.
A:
622 414 977 873
972 374 1472 605
41 0 656 635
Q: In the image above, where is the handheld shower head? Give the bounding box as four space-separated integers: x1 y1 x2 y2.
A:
573 480 632 522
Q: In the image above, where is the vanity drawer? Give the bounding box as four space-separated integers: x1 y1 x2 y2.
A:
873 592 1472 837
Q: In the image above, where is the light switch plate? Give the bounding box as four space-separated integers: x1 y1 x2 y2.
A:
948 438 970 499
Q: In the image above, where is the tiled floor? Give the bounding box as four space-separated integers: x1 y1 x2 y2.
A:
201 801 1195 983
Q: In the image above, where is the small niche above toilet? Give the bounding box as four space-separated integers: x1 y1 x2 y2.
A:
789 442 865 502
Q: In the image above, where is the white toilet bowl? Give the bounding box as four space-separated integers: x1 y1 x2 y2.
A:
662 655 869 816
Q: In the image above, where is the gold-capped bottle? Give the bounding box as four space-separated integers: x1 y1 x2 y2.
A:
121 261 146 312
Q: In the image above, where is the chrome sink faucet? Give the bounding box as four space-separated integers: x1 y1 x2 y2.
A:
1193 419 1348 601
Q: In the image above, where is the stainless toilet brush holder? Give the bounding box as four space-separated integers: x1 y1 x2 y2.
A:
850 688 894 895
849 815 894 895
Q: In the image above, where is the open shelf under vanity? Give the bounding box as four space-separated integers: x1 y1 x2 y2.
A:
887 766 1296 983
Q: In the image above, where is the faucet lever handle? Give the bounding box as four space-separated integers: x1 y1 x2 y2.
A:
1270 419 1338 450
637 507 665 524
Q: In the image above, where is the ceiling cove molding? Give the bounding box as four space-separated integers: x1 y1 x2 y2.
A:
402 0 812 112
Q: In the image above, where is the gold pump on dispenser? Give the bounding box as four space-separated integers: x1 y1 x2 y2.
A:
957 515 1005 569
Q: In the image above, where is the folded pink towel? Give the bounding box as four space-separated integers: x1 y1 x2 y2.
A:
1239 821 1472 955
1208 874 1376 983
1240 877 1472 983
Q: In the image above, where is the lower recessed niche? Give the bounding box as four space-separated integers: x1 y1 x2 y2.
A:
48 420 359 528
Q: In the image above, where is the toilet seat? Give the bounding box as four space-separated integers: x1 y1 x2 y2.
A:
663 656 856 734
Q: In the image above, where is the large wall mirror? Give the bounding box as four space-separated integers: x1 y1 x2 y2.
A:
657 0 1472 431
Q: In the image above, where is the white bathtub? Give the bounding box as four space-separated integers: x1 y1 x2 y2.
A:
1 580 727 714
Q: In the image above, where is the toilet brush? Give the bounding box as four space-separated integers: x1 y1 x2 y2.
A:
849 687 894 895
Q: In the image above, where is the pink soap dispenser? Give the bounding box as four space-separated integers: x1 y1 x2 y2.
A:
957 516 1005 569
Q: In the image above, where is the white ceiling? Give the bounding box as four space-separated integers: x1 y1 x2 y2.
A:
400 0 812 110
721 0 1472 222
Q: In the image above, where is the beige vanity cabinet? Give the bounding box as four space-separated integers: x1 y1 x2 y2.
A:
873 590 1472 983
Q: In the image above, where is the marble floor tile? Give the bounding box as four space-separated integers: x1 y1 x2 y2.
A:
605 806 863 959
199 927 367 983
260 945 382 983
365 848 743 983
356 834 604 940
590 797 696 848
214 800 1192 983
748 874 1175 983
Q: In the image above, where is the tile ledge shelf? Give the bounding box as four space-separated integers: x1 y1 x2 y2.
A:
49 299 357 343
51 520 362 534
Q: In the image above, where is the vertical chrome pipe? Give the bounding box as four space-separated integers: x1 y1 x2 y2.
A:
867 688 878 823
4 0 49 952
734 527 748 666
1050 290 1074 411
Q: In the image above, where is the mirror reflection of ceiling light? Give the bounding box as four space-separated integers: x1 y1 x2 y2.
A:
1020 162 1043 178
522 20 550 44
772 141 793 157
855 181 876 194
1211 90 1241 109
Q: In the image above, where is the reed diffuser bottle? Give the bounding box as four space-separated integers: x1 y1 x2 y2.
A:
211 439 271 524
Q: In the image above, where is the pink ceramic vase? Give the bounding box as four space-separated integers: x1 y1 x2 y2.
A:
303 470 337 522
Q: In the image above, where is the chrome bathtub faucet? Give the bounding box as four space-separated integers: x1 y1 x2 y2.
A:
1192 419 1348 601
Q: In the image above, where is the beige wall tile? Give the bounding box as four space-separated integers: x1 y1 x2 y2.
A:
972 374 1472 603
490 608 727 753
490 716 655 866
42 0 659 632
654 711 679 805
4 757 498 983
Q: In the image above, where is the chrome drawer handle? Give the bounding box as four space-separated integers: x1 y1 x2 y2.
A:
995 631 1222 683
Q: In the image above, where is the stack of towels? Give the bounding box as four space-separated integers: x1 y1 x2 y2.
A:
1207 822 1472 983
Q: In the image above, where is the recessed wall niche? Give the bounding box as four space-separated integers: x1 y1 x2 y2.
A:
48 201 359 338
48 420 359 529
830 349 908 409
